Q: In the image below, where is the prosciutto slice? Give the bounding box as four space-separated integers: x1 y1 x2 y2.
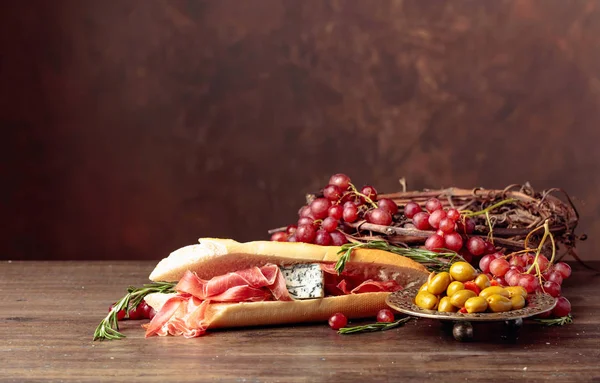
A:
320 262 402 296
145 265 292 338
175 265 292 302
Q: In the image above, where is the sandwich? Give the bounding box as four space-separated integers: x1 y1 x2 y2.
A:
141 238 429 338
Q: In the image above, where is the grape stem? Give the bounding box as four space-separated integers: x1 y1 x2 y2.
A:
347 183 378 209
460 198 517 218
521 220 556 290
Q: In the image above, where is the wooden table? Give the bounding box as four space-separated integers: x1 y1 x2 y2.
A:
2 261 600 382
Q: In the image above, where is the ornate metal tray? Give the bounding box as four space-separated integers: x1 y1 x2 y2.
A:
386 286 557 341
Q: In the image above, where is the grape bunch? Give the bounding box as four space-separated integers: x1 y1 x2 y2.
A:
405 197 496 263
270 173 398 246
479 252 572 318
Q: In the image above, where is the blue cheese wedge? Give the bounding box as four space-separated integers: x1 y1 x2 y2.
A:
279 263 325 299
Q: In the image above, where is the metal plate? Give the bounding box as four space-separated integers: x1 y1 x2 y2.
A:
386 286 557 322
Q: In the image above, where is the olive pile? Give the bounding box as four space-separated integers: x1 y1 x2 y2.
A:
414 262 528 314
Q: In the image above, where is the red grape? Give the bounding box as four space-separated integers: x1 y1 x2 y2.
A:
522 253 535 265
425 234 445 252
446 208 461 221
460 251 473 264
438 217 456 234
296 224 317 243
546 271 564 285
427 207 445 228
315 230 332 246
425 198 443 213
368 208 392 226
509 264 524 273
270 232 288 242
483 241 496 254
479 254 497 274
436 229 446 237
310 198 331 219
554 262 572 279
329 174 351 191
343 205 359 223
286 225 297 235
109 304 126 321
361 185 378 201
378 198 398 215
128 303 146 320
412 212 431 230
321 217 338 232
504 269 521 286
489 258 510 277
444 233 463 252
535 254 550 272
287 235 297 242
404 202 422 218
297 217 317 227
328 312 348 330
466 237 486 256
457 218 475 234
536 310 552 319
139 302 152 318
509 256 526 268
328 205 343 220
517 273 540 294
343 201 355 209
299 205 312 218
543 281 561 298
323 184 343 201
376 309 395 323
552 297 571 317
330 231 348 246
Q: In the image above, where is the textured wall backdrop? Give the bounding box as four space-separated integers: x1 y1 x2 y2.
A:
1 0 598 260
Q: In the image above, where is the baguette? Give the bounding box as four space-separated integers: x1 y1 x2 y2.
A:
144 238 429 331
149 238 428 284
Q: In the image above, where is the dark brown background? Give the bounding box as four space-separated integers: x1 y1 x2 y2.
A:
1 0 598 261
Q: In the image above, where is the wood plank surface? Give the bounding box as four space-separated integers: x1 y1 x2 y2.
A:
1 261 599 382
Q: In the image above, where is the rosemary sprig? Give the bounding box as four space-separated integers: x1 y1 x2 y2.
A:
93 281 176 341
334 240 464 274
532 314 573 326
338 316 412 334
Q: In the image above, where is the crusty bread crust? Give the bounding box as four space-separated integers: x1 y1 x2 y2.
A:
144 292 392 328
149 238 429 286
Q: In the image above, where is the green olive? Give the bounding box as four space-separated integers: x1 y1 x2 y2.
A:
511 295 526 310
474 274 491 290
464 296 488 313
438 296 457 313
415 291 438 310
479 286 510 300
450 289 477 308
449 262 477 282
505 286 527 299
427 272 452 295
446 281 465 297
486 294 512 312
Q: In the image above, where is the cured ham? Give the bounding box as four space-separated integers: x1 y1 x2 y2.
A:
145 265 292 337
145 262 402 338
175 265 292 302
320 262 402 296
